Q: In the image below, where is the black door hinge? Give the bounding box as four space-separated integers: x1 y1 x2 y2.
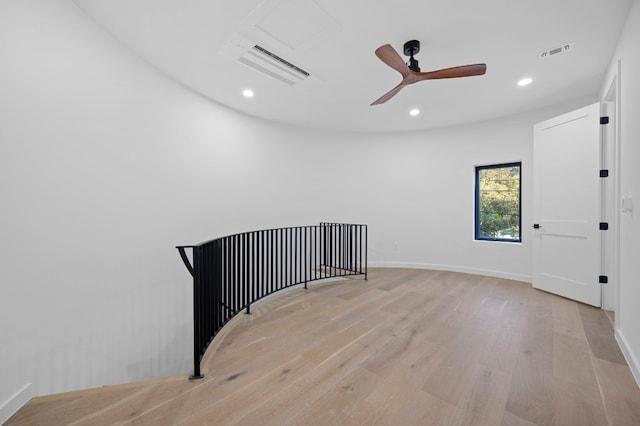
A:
600 116 610 125
600 170 609 178
599 275 608 284
600 222 609 230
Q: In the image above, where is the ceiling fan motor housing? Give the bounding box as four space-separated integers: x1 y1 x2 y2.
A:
403 40 421 72
403 40 420 56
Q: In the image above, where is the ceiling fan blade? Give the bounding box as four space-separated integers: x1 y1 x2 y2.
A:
375 44 411 78
371 82 407 105
415 63 487 80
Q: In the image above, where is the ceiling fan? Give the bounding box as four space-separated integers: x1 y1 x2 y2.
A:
371 40 487 105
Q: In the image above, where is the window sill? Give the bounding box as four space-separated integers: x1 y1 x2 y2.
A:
474 238 523 245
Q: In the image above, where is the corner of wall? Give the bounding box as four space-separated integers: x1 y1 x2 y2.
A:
615 328 640 389
0 383 32 424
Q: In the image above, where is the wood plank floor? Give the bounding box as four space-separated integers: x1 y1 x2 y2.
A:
8 268 640 425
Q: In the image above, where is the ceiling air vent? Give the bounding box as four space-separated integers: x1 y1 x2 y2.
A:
238 44 310 86
219 33 313 86
539 42 574 59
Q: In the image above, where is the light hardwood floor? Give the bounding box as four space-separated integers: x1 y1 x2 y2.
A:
7 268 640 425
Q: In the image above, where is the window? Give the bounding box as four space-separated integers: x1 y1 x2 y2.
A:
475 162 521 242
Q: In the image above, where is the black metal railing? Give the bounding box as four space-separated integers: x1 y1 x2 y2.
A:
177 222 367 379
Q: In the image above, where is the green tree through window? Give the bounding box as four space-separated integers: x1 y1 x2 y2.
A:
475 162 521 242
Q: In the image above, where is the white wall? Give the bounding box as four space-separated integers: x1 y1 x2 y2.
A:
303 117 519 280
0 0 321 417
0 0 199 416
356 118 534 281
602 0 640 386
0 0 601 421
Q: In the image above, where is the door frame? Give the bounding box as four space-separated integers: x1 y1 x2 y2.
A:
601 60 621 316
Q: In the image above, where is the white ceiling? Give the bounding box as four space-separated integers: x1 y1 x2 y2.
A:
74 0 633 133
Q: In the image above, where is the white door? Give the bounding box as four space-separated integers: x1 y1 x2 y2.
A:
532 103 601 307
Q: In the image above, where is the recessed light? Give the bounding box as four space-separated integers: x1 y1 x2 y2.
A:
242 89 254 98
517 78 533 87
409 108 420 116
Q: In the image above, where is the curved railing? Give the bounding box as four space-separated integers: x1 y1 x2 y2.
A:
177 222 367 379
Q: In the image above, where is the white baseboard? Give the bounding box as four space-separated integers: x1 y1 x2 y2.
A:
368 262 532 283
615 328 640 389
0 383 32 424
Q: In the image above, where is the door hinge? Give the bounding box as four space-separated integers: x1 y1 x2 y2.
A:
599 275 608 284
600 116 610 125
600 169 609 178
599 222 609 230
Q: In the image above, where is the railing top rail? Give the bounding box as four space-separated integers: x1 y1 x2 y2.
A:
319 222 368 226
176 223 367 249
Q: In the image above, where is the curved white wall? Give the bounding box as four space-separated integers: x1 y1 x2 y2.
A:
0 0 600 419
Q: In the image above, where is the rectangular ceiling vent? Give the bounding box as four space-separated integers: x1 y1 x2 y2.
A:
238 44 311 86
539 42 574 59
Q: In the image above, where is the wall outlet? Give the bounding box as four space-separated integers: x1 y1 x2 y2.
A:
393 242 399 250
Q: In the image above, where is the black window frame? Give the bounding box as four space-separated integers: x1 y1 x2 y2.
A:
474 162 522 243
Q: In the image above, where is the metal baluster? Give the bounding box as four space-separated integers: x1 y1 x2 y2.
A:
178 223 367 380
